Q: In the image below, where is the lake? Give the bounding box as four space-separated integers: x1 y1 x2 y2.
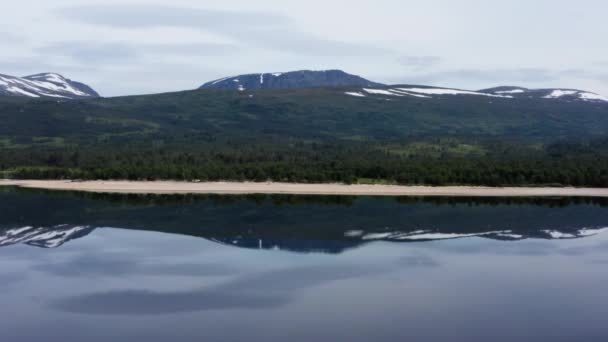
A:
1 187 608 341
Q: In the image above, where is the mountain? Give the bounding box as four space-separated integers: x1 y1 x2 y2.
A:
3 188 608 253
478 86 608 102
0 73 100 99
0 225 94 248
206 226 608 254
200 69 384 91
2 69 608 185
2 78 606 146
200 69 607 103
344 84 608 103
1 224 605 253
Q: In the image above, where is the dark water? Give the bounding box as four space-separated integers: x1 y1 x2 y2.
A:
1 188 608 341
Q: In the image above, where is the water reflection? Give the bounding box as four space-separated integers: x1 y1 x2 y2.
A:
1 188 608 341
51 263 398 315
32 252 238 278
2 187 608 253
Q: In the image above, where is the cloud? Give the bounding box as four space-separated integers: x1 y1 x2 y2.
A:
33 252 239 278
50 259 426 315
405 68 560 85
397 254 440 268
0 32 21 43
52 288 288 315
37 42 138 63
398 56 442 70
35 41 238 64
0 57 91 76
57 5 391 57
387 67 608 93
559 69 608 84
423 237 608 257
142 43 238 56
49 264 379 315
0 272 25 288
59 5 287 30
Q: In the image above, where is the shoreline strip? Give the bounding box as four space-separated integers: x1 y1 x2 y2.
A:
2 180 608 197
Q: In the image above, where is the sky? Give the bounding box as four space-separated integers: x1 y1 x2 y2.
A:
1 0 607 97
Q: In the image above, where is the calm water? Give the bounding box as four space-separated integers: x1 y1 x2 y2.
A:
2 188 608 341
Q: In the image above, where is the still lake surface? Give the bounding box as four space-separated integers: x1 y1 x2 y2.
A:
1 187 608 341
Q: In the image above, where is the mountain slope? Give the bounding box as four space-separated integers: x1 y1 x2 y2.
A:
0 225 94 248
2 69 608 184
0 73 99 99
478 86 608 102
0 82 607 147
200 69 608 103
200 69 384 91
2 224 605 251
344 84 608 103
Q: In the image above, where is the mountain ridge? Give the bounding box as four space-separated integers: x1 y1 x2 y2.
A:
0 68 606 102
1 224 605 253
0 72 100 99
341 84 608 102
198 69 607 102
200 69 385 91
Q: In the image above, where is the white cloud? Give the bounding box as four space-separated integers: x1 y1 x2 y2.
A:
398 56 442 70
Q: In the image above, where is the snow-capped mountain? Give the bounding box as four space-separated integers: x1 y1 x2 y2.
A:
343 86 513 99
200 70 384 91
0 73 99 99
352 227 608 242
480 86 608 102
0 225 94 248
203 227 608 254
1 224 606 253
199 69 607 103
344 85 608 102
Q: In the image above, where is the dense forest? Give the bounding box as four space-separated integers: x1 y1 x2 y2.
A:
3 139 608 187
2 87 608 186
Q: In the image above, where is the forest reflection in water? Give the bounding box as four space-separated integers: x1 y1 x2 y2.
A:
1 187 608 342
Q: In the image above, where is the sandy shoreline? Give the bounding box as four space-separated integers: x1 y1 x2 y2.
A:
2 179 608 197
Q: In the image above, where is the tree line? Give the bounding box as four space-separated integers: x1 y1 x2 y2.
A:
3 141 608 187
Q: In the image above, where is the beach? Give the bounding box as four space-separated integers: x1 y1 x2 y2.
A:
2 179 608 197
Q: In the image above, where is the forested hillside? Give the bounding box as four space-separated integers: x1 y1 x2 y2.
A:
1 85 608 186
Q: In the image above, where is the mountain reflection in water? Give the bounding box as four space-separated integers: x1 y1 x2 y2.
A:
2 187 608 342
1 187 608 254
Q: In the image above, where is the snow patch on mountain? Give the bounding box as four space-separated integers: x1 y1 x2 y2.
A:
355 227 608 242
0 225 94 248
353 87 511 99
364 88 402 96
348 85 608 103
6 86 40 97
577 227 608 236
540 89 608 102
388 89 430 98
397 87 513 98
543 230 577 239
495 89 526 94
361 229 508 241
544 90 579 98
579 92 608 102
345 91 366 97
0 73 99 99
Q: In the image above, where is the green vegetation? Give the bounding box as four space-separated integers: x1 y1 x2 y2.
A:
1 87 608 186
3 139 608 187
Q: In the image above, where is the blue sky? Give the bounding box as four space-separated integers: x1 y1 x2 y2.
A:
2 0 607 97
